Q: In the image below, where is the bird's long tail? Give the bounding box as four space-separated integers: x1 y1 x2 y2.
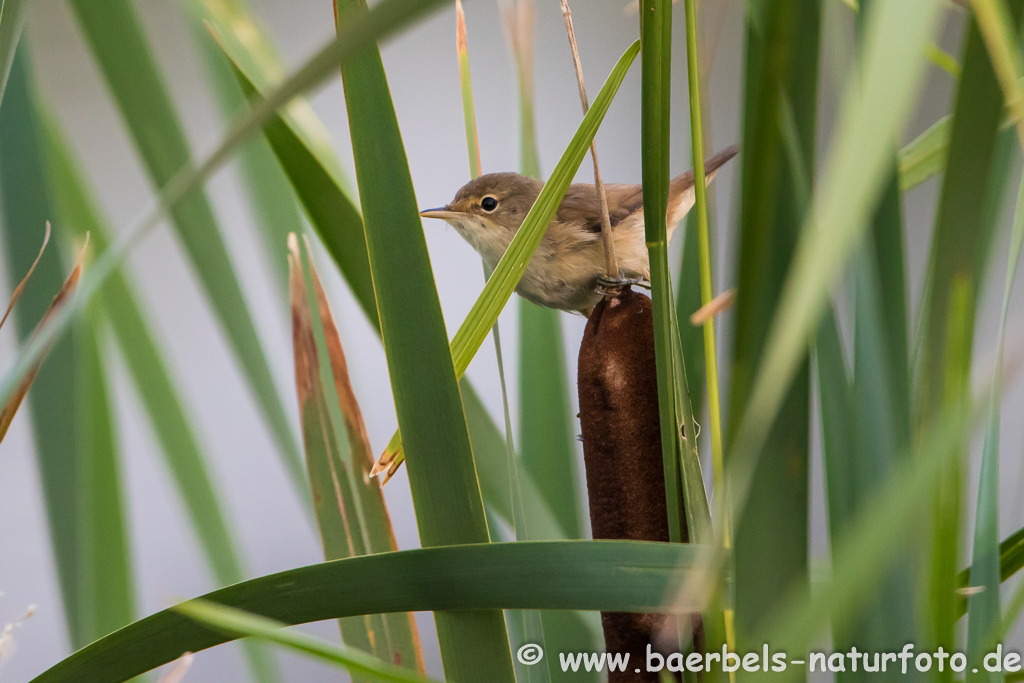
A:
668 143 740 196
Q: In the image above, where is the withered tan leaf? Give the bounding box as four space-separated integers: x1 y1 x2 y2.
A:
289 233 424 671
302 236 376 476
0 232 89 444
0 222 51 333
689 288 736 326
370 439 403 484
288 232 319 414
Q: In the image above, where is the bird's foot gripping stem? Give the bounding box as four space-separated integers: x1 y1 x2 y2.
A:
596 275 651 296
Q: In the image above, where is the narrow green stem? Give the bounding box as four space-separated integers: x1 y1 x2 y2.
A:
641 0 685 546
683 0 727 544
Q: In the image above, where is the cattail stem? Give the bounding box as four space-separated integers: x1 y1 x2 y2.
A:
559 0 618 279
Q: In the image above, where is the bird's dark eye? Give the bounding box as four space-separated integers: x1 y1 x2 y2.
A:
481 196 499 212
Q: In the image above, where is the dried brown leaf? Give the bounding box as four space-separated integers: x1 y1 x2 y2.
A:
455 0 468 58
689 288 735 326
288 233 319 414
291 234 424 671
0 222 50 333
302 236 375 476
0 233 89 444
370 442 402 484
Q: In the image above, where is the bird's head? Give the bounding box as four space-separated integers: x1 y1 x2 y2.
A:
419 172 543 243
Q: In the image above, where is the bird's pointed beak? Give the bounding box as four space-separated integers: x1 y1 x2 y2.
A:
419 206 461 220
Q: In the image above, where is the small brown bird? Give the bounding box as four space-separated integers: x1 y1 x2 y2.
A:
420 145 738 316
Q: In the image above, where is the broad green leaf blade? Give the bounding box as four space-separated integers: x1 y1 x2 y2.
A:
200 0 351 189
181 0 305 294
32 540 710 683
177 601 435 683
75 307 135 645
0 0 460 412
505 0 584 543
375 40 641 477
0 46 84 647
916 3 1024 663
39 110 279 682
67 0 307 500
730 0 818 651
332 0 514 678
998 527 1024 582
211 17 564 545
966 145 1024 677
0 0 27 102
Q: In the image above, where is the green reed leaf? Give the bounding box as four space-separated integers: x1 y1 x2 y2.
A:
32 540 711 683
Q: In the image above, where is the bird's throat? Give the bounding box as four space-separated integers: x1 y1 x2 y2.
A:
446 216 512 270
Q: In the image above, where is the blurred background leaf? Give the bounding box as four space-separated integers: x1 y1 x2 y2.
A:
729 0 819 657
0 0 27 102
39 107 278 681
181 0 305 297
916 3 1024 665
0 45 103 650
67 0 307 501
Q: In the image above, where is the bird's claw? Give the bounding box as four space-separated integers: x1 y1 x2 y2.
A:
596 275 650 296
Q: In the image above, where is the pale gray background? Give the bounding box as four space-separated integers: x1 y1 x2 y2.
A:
0 1 1021 681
